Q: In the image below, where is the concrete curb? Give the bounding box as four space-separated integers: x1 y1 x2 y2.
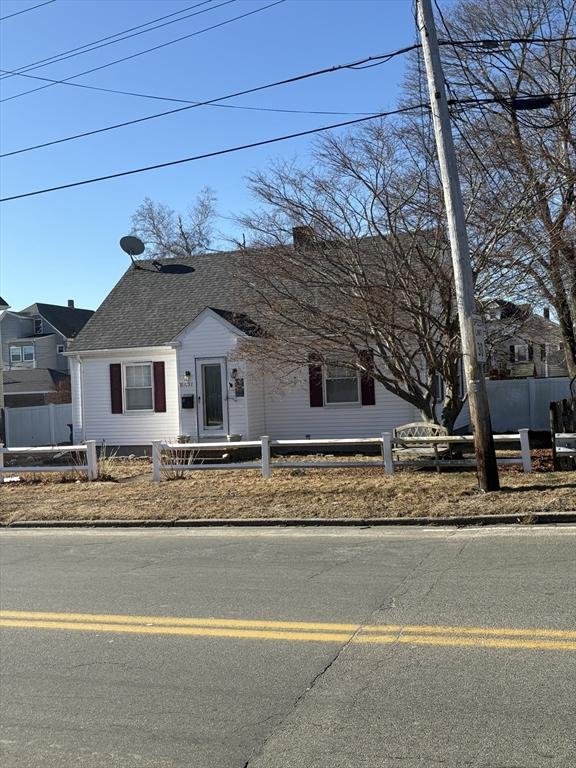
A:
3 511 576 529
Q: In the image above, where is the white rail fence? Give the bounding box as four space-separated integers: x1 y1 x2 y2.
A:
152 431 532 481
0 441 98 482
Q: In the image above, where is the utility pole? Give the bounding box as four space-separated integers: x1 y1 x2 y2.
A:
416 0 500 491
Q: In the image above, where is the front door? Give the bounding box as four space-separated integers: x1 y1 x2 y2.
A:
195 358 228 438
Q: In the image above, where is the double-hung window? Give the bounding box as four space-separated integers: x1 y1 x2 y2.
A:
513 344 529 362
124 363 153 411
10 345 34 364
324 362 360 404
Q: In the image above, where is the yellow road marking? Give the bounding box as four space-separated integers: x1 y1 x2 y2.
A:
358 633 576 652
3 611 576 639
364 623 576 640
0 619 355 644
0 610 358 632
1 611 575 652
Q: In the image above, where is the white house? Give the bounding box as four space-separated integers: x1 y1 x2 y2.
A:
68 251 418 450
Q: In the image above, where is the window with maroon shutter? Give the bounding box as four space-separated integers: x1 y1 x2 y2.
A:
324 362 360 404
110 363 123 414
153 361 166 412
308 355 324 407
359 350 376 406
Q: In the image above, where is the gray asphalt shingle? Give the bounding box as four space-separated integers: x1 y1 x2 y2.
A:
23 303 94 339
69 252 259 352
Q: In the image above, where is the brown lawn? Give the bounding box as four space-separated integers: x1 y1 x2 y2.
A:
1 450 574 523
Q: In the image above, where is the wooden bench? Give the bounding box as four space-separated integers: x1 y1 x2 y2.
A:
392 422 450 473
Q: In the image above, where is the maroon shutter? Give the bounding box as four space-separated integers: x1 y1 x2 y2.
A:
153 361 166 413
528 343 534 361
308 355 323 407
110 363 123 414
359 350 376 406
509 345 515 362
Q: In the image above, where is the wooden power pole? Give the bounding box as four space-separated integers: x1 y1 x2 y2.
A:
417 0 500 491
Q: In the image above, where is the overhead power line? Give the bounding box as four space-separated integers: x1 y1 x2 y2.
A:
0 0 55 22
1 0 286 103
2 92 572 203
0 107 423 202
0 50 414 158
0 1 214 80
0 66 378 120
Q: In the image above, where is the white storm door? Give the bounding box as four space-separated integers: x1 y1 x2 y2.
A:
195 358 228 438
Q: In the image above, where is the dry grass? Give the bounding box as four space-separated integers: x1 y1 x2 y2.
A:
1 450 575 524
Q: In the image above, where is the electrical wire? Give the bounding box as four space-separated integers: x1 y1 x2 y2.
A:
0 107 425 202
0 66 378 120
0 51 412 158
1 0 286 103
0 0 55 22
0 1 214 81
3 91 572 202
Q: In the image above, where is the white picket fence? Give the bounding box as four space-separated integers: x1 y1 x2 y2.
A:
4 403 72 447
152 431 532 481
0 441 98 481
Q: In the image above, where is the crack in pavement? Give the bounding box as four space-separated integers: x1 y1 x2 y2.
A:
240 533 454 768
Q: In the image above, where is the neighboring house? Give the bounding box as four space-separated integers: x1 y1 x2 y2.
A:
484 300 568 379
68 252 419 448
1 300 94 407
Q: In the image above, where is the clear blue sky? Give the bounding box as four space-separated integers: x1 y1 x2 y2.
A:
0 0 415 312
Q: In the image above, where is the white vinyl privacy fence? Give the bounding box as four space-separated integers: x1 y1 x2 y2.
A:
4 403 72 447
152 432 532 481
455 377 573 432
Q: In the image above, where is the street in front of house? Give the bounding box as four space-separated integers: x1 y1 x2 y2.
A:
1 526 575 768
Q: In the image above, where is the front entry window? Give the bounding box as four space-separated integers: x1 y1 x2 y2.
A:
202 363 224 427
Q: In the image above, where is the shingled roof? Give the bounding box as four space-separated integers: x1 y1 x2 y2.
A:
3 368 69 394
23 302 94 338
68 252 261 352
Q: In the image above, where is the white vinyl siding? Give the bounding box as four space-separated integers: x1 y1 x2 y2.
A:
244 361 266 439
259 370 418 439
77 349 178 445
176 312 247 441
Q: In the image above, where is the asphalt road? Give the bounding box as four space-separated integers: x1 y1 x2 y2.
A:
1 525 575 768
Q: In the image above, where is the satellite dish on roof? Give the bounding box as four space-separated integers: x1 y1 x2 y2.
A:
120 235 145 258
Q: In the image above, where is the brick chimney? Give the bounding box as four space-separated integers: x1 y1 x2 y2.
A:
543 307 550 320
67 299 75 308
292 225 315 250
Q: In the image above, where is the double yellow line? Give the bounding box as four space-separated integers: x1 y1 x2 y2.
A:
1 611 575 652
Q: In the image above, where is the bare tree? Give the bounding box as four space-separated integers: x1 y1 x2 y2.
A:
236 123 518 432
434 0 576 375
130 186 217 258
